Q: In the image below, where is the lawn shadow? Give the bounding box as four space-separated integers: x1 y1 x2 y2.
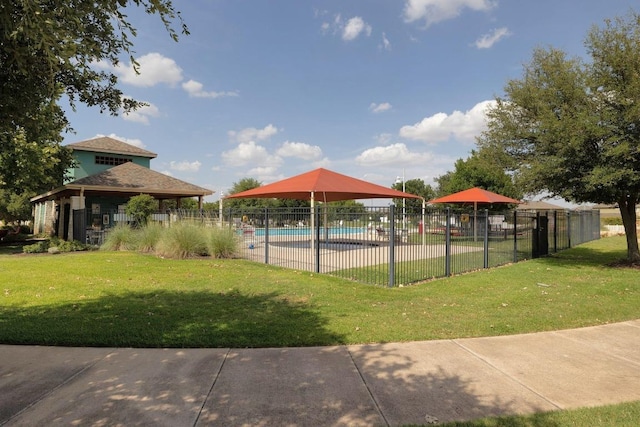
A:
0 289 345 348
537 245 628 268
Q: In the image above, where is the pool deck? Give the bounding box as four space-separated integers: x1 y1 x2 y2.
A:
237 230 483 273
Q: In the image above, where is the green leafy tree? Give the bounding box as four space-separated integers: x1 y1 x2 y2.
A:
434 150 521 199
1 0 187 132
391 178 434 215
0 127 74 222
125 194 157 226
1 1 186 221
224 178 276 210
477 11 640 262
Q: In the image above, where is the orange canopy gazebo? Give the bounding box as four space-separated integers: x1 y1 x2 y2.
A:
429 187 521 241
225 167 423 204
429 187 521 210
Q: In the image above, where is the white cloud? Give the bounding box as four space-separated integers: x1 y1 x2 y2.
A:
320 14 372 42
355 143 434 166
276 141 323 160
342 17 372 41
228 124 279 144
474 27 511 49
94 133 145 148
380 32 392 51
374 133 394 145
403 0 497 27
221 141 283 167
118 53 183 87
369 102 392 113
122 101 161 125
182 79 239 98
247 166 280 178
399 100 496 143
169 160 202 172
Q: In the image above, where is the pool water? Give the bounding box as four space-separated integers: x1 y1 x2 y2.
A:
270 239 380 250
252 227 365 237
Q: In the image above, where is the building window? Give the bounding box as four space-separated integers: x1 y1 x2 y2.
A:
95 156 132 166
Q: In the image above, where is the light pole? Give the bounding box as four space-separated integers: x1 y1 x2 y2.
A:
218 190 224 227
395 170 406 230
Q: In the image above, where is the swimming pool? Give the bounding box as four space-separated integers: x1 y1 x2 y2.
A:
252 227 366 237
270 239 380 250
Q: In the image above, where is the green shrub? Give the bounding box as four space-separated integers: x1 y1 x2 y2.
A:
101 224 135 251
602 217 623 226
22 237 87 254
55 239 87 252
156 222 208 259
23 241 49 253
207 227 239 258
125 194 157 226
134 222 164 252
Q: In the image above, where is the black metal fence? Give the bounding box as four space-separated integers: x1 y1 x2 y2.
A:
86 205 599 287
210 206 600 287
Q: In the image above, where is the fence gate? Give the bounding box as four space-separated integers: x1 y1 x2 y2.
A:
532 213 549 258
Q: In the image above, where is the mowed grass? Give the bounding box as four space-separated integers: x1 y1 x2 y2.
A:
434 400 640 427
0 235 637 348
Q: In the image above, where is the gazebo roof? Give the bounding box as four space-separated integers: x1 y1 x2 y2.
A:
31 162 212 202
67 136 157 158
225 168 422 203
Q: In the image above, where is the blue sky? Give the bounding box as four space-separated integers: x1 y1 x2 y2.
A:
63 0 639 203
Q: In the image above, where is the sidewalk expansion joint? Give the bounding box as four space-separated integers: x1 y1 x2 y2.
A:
346 347 390 427
193 348 231 427
451 339 563 411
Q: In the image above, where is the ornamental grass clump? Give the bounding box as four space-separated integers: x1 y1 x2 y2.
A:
134 222 164 252
207 227 239 258
101 224 135 251
156 222 208 259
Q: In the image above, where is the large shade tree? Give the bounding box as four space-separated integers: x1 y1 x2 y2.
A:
434 150 521 200
1 0 187 222
477 11 640 262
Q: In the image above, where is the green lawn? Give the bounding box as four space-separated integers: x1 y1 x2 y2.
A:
1 235 637 348
434 400 640 427
2 235 639 425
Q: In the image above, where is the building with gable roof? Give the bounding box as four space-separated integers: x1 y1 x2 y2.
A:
31 136 213 241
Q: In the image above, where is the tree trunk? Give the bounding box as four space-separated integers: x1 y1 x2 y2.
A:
618 196 640 262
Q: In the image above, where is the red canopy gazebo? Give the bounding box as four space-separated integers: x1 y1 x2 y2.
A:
429 187 521 241
429 187 521 210
225 167 423 204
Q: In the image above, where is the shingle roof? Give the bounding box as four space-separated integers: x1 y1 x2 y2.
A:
69 162 212 196
67 136 157 158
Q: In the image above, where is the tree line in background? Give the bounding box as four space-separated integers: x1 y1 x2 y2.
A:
1 4 638 260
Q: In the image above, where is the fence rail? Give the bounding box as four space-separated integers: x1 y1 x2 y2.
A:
84 206 600 287
212 206 600 287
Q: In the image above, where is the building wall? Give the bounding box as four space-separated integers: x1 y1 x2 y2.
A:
68 151 152 180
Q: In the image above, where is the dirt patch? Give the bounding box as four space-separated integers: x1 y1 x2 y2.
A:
607 259 640 270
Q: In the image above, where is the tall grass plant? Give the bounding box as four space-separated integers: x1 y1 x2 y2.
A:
155 222 208 258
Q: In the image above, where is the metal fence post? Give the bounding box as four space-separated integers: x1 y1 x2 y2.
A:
389 205 396 287
445 207 451 277
553 210 557 253
264 208 269 264
314 205 320 273
513 210 518 263
483 208 489 268
567 212 572 248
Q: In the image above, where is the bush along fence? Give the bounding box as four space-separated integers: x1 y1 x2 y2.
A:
205 205 599 287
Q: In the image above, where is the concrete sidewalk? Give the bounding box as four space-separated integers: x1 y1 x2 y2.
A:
1 320 639 426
